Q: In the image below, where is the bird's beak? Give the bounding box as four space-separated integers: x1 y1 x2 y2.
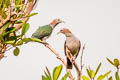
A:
57 31 61 35
60 20 65 23
62 21 65 23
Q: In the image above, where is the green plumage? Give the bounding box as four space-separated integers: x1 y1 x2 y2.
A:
32 25 53 40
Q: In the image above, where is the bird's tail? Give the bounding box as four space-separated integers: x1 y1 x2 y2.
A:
66 57 72 69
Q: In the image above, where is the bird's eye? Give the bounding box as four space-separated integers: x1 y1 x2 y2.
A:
60 30 63 32
58 19 60 21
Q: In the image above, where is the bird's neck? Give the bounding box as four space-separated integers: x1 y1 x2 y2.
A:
65 33 73 37
50 23 59 28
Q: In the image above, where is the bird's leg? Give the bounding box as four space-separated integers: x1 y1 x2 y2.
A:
66 49 72 58
66 49 75 64
71 56 75 64
41 41 48 46
40 37 49 46
41 40 49 47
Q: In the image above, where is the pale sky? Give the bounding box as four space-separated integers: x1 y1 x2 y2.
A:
0 0 120 80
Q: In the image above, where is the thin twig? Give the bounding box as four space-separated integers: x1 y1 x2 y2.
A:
44 43 74 80
66 47 81 80
80 44 85 70
14 0 38 30
6 46 14 51
73 62 81 80
0 6 11 28
45 44 65 65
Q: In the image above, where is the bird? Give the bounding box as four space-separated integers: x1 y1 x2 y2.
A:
31 19 64 41
58 28 81 69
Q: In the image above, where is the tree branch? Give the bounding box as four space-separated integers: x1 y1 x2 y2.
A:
66 47 81 80
15 0 38 30
44 43 74 80
43 42 86 80
0 7 11 28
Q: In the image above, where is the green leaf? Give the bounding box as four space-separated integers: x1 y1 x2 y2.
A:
106 58 114 65
42 75 48 80
97 75 104 80
114 58 119 67
5 0 10 7
97 71 111 80
13 47 20 56
9 27 16 33
15 0 21 5
42 67 52 80
4 40 15 44
28 0 33 2
30 37 41 42
21 4 25 11
27 13 38 17
115 72 120 80
44 71 50 79
86 68 92 79
103 71 111 78
46 67 52 80
82 75 90 80
2 11 7 19
22 23 30 36
108 76 113 80
95 63 102 77
2 27 16 37
90 70 95 79
53 64 63 80
16 5 22 8
8 36 17 41
22 38 30 43
61 72 69 80
3 22 11 29
17 40 23 46
15 20 23 24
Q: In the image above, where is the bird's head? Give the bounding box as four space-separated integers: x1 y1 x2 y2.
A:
57 28 72 36
50 19 65 28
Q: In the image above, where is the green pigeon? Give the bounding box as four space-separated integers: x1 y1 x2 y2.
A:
58 28 81 69
32 19 64 41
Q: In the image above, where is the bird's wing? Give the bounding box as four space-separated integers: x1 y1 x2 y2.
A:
32 25 53 39
75 40 81 58
64 41 72 56
64 41 67 56
64 41 73 69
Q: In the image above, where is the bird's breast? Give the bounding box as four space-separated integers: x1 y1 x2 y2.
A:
66 38 79 56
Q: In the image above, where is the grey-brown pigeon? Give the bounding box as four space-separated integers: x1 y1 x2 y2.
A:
58 28 81 69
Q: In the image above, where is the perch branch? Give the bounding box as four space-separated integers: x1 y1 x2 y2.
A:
44 43 74 80
45 44 65 65
73 62 81 80
66 47 81 80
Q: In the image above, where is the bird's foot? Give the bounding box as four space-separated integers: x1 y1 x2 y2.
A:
41 41 49 46
71 56 75 64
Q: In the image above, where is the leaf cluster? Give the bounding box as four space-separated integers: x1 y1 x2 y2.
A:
82 58 120 80
0 22 41 56
0 0 38 57
42 65 69 80
82 63 111 80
